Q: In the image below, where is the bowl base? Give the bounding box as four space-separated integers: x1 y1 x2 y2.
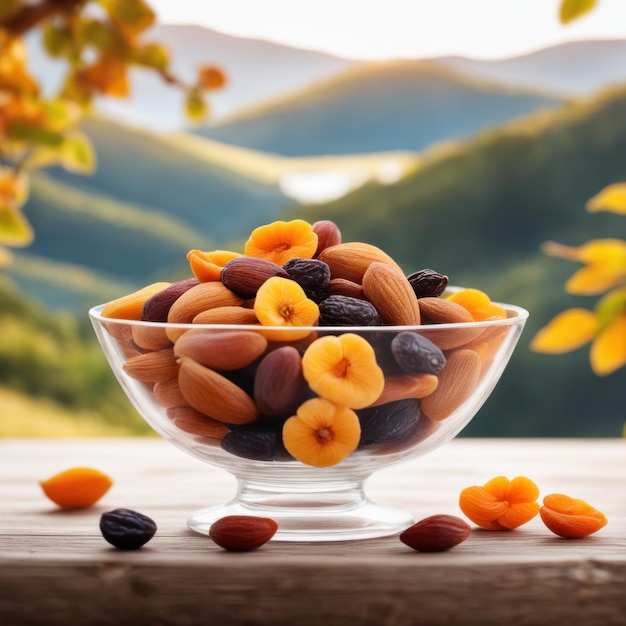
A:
187 498 414 542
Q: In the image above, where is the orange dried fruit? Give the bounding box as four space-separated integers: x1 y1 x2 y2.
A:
253 276 319 341
244 219 318 266
446 288 507 321
301 333 384 409
282 397 361 467
540 493 608 538
459 475 540 530
187 249 242 282
101 282 170 320
40 467 113 509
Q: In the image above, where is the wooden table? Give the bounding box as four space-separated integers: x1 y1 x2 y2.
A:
1 438 624 625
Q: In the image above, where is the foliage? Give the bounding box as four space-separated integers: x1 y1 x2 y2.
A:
0 0 225 264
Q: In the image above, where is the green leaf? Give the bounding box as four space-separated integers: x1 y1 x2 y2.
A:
98 0 155 34
0 202 34 247
596 287 626 329
60 132 97 174
559 0 597 24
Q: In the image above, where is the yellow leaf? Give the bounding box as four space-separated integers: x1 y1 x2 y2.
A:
590 313 626 375
0 201 34 247
0 245 13 267
559 0 597 24
530 308 598 354
566 263 626 295
61 132 96 174
100 0 155 36
587 183 626 215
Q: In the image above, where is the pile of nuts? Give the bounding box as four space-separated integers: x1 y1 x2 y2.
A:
99 218 515 467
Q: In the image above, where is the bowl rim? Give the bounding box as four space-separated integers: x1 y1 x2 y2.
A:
88 289 529 332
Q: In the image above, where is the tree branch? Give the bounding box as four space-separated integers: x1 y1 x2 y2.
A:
0 0 85 37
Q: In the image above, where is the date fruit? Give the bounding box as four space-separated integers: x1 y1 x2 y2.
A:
391 331 446 375
319 295 380 326
209 515 278 551
407 269 449 298
400 514 470 552
100 508 157 550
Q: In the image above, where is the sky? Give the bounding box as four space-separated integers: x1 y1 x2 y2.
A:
149 0 626 60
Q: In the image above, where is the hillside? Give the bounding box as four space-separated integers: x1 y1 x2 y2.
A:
194 59 564 157
441 39 626 97
290 86 626 438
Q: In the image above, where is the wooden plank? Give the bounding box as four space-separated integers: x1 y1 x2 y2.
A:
1 438 625 625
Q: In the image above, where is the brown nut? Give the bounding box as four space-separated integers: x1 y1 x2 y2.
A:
192 306 259 325
368 374 438 407
122 348 179 383
362 262 421 325
418 297 483 350
177 357 259 424
318 242 403 283
167 406 229 439
142 278 200 322
312 219 342 255
254 346 305 416
209 515 278 551
400 514 471 552
220 257 289 299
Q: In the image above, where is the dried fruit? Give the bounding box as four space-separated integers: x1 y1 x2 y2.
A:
420 349 481 421
221 256 289 298
446 288 507 321
221 422 289 461
362 262 421 325
177 356 259 424
142 278 200 322
40 467 113 509
301 333 384 409
100 508 157 550
283 257 331 302
407 269 449 298
101 282 170 320
244 219 318 266
459 475 540 530
391 331 446 375
540 493 608 538
209 515 278 551
187 249 242 282
282 397 361 467
400 514 471 552
253 276 319 340
319 295 380 326
254 346 306 417
357 398 422 447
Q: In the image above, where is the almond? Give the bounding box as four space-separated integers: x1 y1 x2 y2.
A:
254 346 306 416
220 256 289 299
123 348 179 383
368 374 438 407
167 406 229 439
177 356 259 424
152 377 186 408
131 325 171 352
418 298 483 350
420 349 481 421
400 514 471 552
209 515 278 551
326 278 367 300
362 262 421 325
174 329 268 371
193 306 259 325
312 219 342 255
318 242 403 283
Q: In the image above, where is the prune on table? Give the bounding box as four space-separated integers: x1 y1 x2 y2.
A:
357 398 422 448
407 269 448 298
283 257 331 302
319 295 380 326
391 331 446 375
100 508 157 550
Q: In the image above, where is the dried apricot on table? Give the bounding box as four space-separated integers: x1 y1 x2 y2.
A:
301 333 384 409
459 475 540 530
40 467 113 509
540 493 608 538
282 397 361 467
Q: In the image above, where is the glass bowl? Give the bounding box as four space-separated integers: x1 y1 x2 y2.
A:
89 297 528 541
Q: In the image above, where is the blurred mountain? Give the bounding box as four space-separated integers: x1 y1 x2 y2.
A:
193 59 564 157
440 39 626 97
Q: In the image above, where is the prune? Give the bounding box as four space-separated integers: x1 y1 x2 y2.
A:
319 295 380 326
357 398 421 447
391 331 446 374
283 257 331 302
407 269 448 298
221 422 293 462
100 508 157 550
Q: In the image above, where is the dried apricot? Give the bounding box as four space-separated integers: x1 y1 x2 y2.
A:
244 219 318 266
301 333 384 409
540 493 607 538
187 249 242 282
101 282 170 320
253 276 319 340
446 288 506 321
282 397 361 467
459 475 539 530
40 467 113 509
